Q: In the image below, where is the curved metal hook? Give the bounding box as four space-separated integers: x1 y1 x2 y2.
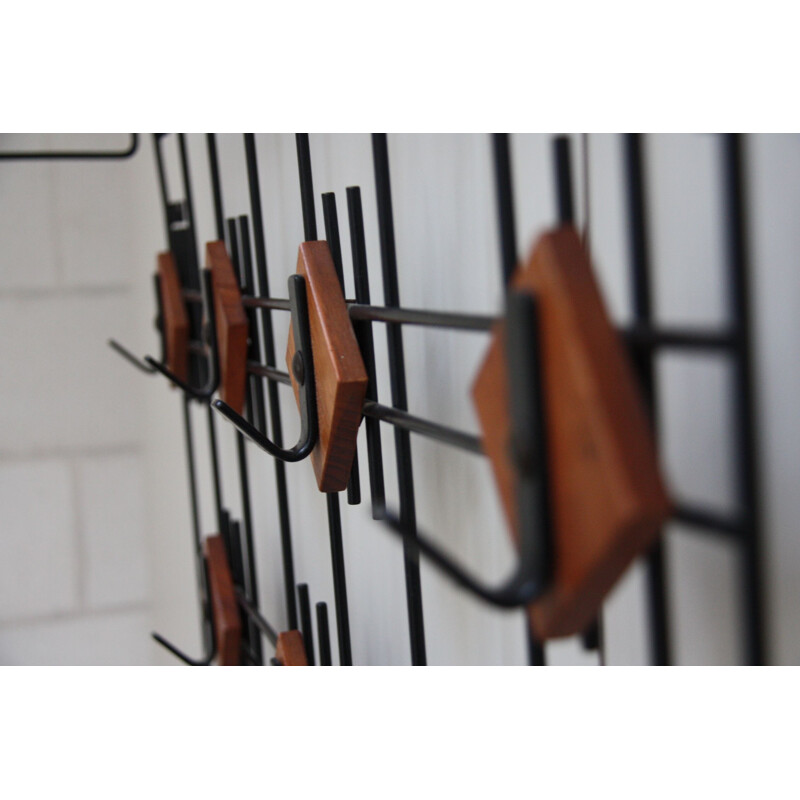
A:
151 631 216 666
377 291 553 609
145 267 220 401
108 339 158 374
212 274 318 463
151 557 217 666
108 275 164 375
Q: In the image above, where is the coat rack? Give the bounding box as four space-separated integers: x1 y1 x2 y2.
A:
109 132 767 666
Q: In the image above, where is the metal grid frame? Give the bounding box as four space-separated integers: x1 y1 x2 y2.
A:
121 132 766 666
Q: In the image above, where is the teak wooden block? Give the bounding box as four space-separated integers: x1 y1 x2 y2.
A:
275 631 308 666
207 240 249 414
472 226 671 640
286 241 368 493
204 534 241 666
157 251 189 383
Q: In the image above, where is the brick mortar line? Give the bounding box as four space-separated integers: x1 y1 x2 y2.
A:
0 444 141 462
0 285 134 300
0 603 151 631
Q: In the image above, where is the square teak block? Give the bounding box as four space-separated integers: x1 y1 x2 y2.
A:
204 534 241 666
472 227 671 640
286 242 368 493
157 251 189 383
207 240 249 415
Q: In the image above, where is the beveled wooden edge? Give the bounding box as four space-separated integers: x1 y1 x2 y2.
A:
204 534 241 666
207 241 249 414
275 630 308 666
472 226 671 640
286 241 368 492
157 251 189 383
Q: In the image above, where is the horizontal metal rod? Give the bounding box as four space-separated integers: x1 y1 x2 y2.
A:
348 304 496 331
0 133 139 160
672 504 743 537
362 401 483 454
623 324 736 352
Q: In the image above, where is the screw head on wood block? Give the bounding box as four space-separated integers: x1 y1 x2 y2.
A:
204 534 241 666
275 630 308 666
207 241 249 414
157 251 189 383
472 226 671 640
286 242 368 493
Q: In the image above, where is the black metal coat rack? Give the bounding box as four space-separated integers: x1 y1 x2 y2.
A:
108 132 766 666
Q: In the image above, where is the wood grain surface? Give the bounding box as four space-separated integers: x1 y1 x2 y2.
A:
157 251 189 383
275 630 308 666
473 226 672 639
204 534 241 666
207 240 249 414
286 241 368 492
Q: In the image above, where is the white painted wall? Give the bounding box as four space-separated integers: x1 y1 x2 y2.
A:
2 133 798 665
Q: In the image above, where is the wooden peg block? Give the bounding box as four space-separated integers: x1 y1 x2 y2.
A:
207 240 248 414
204 534 241 666
472 226 671 640
286 242 368 493
157 251 189 383
275 631 308 666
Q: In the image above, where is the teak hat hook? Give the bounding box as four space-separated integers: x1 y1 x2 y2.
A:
145 267 220 400
212 273 318 463
379 290 553 608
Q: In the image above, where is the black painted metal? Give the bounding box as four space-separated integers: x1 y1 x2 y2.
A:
624 133 671 666
722 133 767 666
316 602 333 666
298 583 315 666
243 133 299 630
372 134 427 666
492 133 545 665
0 133 139 160
347 186 387 518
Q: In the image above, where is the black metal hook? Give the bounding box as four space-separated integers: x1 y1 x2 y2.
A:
145 268 220 401
377 290 552 609
109 275 164 374
151 558 216 666
212 274 318 463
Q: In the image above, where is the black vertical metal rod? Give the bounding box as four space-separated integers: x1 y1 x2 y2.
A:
554 134 605 663
295 135 353 666
182 396 213 652
492 133 518 284
722 133 767 666
226 217 263 665
229 519 254 657
206 133 225 242
554 136 575 226
203 133 228 534
297 583 315 666
296 134 317 240
316 602 332 666
322 191 361 506
372 133 427 665
177 134 201 293
153 134 212 653
624 133 671 666
347 186 386 517
237 216 268 436
243 133 299 630
326 493 353 665
152 135 172 243
491 133 546 668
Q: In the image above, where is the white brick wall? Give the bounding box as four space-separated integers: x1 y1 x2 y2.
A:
0 133 158 664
